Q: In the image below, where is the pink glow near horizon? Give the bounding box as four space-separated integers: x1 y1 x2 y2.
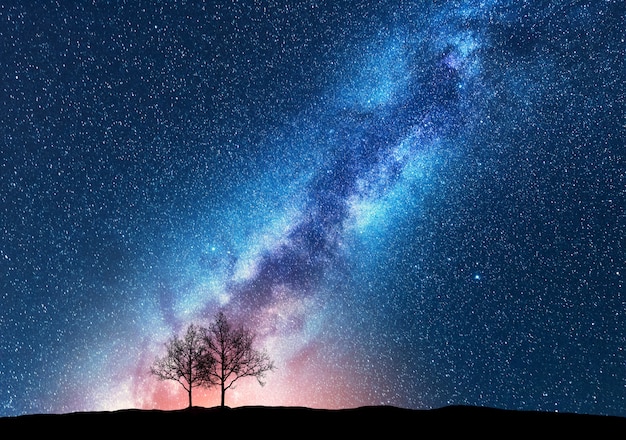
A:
133 355 370 411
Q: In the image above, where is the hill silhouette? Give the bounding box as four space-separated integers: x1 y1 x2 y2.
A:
1 405 625 436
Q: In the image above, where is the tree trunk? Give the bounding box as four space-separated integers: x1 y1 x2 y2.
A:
188 389 192 408
221 383 225 407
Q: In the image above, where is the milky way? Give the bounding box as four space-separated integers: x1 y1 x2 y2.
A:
1 1 624 417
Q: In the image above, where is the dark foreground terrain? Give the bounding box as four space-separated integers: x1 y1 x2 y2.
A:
1 405 625 436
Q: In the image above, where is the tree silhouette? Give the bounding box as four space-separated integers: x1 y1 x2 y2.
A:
202 311 275 407
150 323 214 408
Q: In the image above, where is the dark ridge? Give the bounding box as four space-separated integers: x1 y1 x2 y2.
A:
1 405 624 435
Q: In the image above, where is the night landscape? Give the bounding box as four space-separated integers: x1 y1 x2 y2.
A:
1 0 624 430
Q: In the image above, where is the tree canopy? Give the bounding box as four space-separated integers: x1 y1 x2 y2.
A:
150 323 214 408
150 313 274 408
202 311 275 407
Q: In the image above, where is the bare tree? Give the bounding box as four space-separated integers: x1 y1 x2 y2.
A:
202 311 275 407
150 323 214 408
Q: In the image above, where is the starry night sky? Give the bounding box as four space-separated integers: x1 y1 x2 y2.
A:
1 0 624 417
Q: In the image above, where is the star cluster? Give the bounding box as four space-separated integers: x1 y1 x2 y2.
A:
1 0 624 417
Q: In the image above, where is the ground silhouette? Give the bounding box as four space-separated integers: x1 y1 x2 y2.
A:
1 405 624 436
